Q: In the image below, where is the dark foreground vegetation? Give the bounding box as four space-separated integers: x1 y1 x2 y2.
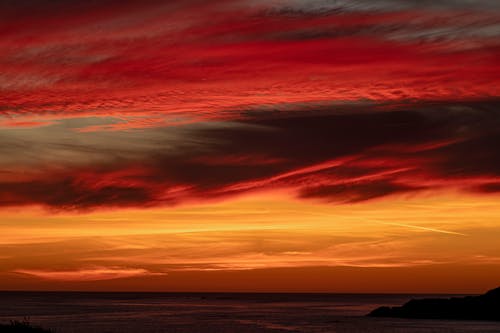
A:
369 287 500 321
0 320 52 333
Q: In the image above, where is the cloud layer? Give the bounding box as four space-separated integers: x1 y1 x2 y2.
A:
1 99 500 209
0 0 499 210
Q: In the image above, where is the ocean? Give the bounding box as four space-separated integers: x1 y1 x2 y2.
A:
1 292 499 333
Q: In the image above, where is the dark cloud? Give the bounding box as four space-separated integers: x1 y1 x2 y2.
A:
429 133 500 178
299 181 421 203
0 178 154 210
266 0 500 14
1 99 499 210
473 182 500 193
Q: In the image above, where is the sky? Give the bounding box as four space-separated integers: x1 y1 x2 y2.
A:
0 0 499 293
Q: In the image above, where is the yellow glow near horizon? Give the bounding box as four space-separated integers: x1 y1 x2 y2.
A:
1 191 500 292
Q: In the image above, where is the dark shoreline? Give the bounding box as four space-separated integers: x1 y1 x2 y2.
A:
368 287 500 321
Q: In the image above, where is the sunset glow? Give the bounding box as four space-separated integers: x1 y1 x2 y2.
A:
1 0 499 293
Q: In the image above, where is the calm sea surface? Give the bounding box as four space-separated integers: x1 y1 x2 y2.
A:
1 292 499 333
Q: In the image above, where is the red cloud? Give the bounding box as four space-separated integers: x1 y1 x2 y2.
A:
0 1 498 126
0 1 499 210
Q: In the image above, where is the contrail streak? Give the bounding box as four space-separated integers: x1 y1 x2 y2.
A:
379 222 467 236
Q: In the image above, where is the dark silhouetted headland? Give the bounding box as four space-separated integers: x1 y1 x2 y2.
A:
368 287 500 321
0 320 52 333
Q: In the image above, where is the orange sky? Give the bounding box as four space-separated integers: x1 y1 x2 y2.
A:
1 191 500 292
1 0 499 293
